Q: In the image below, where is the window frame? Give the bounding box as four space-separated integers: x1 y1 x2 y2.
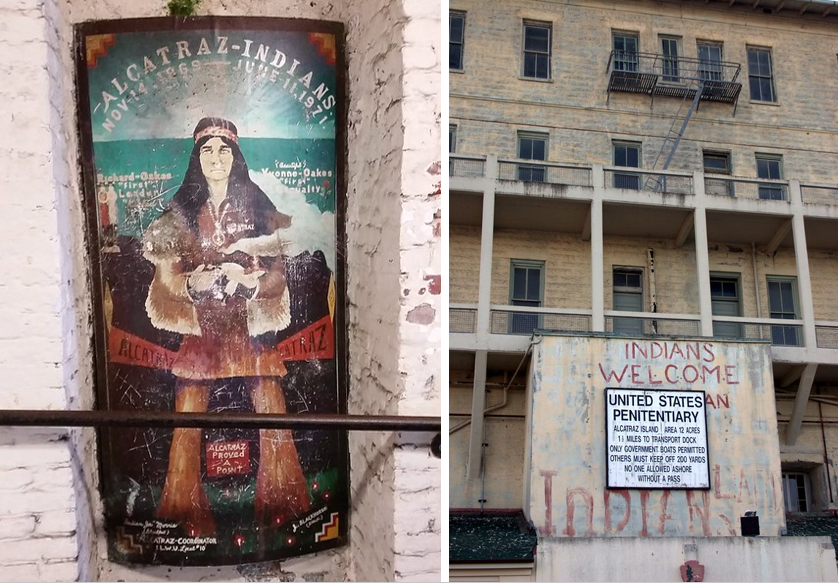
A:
612 31 639 73
756 154 785 200
522 20 552 80
517 131 549 182
612 140 642 190
766 276 801 347
710 272 743 339
449 11 466 71
703 150 731 174
747 46 776 103
449 124 457 153
509 259 545 307
703 150 733 196
612 268 644 295
509 259 545 336
659 35 682 83
697 41 724 81
781 471 811 513
612 267 645 336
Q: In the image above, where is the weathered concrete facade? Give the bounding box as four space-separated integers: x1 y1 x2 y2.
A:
535 536 837 582
450 230 838 319
451 0 837 181
449 0 837 580
526 336 782 538
0 0 441 580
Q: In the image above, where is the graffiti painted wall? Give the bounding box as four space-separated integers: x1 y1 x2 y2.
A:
525 334 784 539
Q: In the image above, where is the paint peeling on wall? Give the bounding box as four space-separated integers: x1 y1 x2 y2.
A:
526 335 784 539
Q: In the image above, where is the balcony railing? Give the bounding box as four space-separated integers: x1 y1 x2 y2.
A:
489 306 591 336
449 155 837 207
711 316 804 347
607 51 742 105
704 176 789 201
815 322 838 349
604 312 701 337
603 167 693 195
449 154 486 178
801 184 839 206
451 304 835 352
450 305 478 334
497 159 592 187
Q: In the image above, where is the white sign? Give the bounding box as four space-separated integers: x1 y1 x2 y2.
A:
606 388 709 489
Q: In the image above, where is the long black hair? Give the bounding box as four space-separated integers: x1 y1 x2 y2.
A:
168 117 278 236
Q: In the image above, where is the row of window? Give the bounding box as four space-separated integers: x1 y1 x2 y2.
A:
450 126 785 199
449 12 777 103
509 260 802 346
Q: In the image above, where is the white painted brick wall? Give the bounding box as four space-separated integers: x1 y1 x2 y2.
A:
0 0 81 579
394 0 441 580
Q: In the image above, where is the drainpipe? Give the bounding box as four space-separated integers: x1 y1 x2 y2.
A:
647 248 657 334
450 336 540 435
479 415 488 511
819 402 834 504
752 243 763 338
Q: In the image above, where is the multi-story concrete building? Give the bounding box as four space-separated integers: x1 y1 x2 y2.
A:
448 0 837 580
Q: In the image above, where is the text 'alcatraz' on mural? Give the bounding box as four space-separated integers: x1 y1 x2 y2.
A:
97 36 336 133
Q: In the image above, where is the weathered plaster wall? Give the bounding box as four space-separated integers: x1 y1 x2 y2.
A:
448 225 481 304
807 251 838 321
526 335 784 539
450 381 526 509
490 230 591 309
535 536 837 582
344 0 402 578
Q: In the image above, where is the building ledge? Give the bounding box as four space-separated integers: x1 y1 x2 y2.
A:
449 509 537 563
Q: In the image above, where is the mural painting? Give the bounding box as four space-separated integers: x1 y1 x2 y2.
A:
76 17 347 565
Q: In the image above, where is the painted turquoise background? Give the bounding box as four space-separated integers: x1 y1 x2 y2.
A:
88 29 337 141
87 26 337 239
93 137 335 237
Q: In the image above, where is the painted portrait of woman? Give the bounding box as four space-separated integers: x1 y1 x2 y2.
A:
141 117 310 536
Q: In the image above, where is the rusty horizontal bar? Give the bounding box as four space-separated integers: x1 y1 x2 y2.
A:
0 410 441 432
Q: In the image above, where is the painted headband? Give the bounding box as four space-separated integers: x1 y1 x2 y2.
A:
193 126 239 144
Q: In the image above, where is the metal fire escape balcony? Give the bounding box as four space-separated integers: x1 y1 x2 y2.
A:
607 51 742 113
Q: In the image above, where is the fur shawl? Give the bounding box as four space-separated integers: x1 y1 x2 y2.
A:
142 209 291 337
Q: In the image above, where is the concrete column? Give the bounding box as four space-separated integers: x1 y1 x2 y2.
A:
467 350 489 478
591 165 605 332
785 363 817 446
475 155 497 345
469 155 496 480
788 180 817 349
693 171 713 336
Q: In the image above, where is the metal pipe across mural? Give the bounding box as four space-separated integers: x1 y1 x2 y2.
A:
74 17 347 566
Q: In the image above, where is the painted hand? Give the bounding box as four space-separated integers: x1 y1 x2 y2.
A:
188 265 222 292
221 262 266 289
